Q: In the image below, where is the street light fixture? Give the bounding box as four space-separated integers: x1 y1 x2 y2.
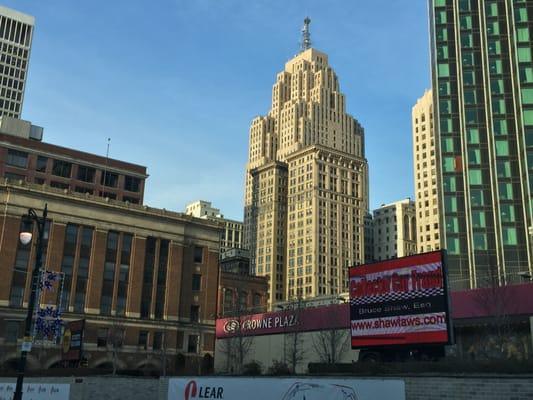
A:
13 204 48 400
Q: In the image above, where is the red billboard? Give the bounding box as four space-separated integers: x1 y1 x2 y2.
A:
350 251 452 348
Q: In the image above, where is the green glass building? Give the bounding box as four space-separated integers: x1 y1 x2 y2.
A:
430 0 533 289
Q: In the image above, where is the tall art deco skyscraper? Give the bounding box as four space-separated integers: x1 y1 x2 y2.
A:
244 19 368 306
430 0 533 289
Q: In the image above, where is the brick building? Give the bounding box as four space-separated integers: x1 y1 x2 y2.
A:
218 249 269 317
0 116 147 204
0 179 220 374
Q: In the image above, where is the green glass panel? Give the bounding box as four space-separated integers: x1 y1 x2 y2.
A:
488 40 501 55
488 21 500 35
467 128 480 143
492 99 506 115
464 71 475 85
524 109 533 125
515 7 528 22
503 227 518 245
520 67 533 84
447 237 460 255
471 189 484 206
445 196 458 212
469 169 482 184
438 64 450 77
518 47 532 62
498 182 513 200
500 204 515 222
439 81 451 96
464 89 476 104
486 2 498 17
468 148 481 164
527 151 533 168
466 108 478 124
445 217 459 233
436 10 447 24
442 137 454 152
462 52 475 66
491 79 504 94
461 33 473 48
437 45 449 60
437 28 448 41
517 28 530 42
440 99 452 113
490 59 503 74
459 0 470 11
495 140 509 156
473 233 487 250
497 160 512 177
444 176 457 192
434 0 446 6
472 211 486 228
460 16 472 29
443 157 456 172
526 128 533 146
441 118 453 132
494 119 508 135
522 89 533 104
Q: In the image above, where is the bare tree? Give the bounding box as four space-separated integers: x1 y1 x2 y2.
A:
219 292 254 374
473 268 518 360
283 297 304 373
107 319 125 375
312 328 349 364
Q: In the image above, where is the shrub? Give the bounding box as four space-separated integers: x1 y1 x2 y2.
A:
267 360 292 376
242 361 262 376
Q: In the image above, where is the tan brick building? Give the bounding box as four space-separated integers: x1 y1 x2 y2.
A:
244 37 368 307
412 89 441 253
0 180 220 374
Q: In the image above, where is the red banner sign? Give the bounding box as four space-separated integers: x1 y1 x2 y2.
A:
216 304 348 339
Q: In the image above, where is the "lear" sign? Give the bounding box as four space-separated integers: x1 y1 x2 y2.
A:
168 378 405 400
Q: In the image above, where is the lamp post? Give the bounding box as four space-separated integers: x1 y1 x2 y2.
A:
13 204 47 400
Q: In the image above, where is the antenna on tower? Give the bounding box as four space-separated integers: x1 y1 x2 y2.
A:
300 17 311 52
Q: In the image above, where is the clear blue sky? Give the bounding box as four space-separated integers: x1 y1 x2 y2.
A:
5 0 430 220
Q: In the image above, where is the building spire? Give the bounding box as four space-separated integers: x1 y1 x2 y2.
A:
300 17 311 52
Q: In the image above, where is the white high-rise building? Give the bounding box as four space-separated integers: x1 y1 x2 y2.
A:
373 199 417 261
185 200 243 253
243 19 368 307
0 6 34 118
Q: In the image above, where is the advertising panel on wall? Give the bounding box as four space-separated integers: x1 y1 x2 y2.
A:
350 250 452 348
216 304 348 339
0 383 69 400
168 377 405 400
62 319 85 361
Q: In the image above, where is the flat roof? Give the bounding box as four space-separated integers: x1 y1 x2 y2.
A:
0 6 35 26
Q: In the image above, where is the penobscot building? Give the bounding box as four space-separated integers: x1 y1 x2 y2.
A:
243 19 368 307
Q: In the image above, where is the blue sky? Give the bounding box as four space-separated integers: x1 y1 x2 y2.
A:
5 1 430 220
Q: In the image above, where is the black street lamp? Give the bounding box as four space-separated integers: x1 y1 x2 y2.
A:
13 204 48 400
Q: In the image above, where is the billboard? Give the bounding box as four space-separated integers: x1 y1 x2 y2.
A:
168 377 405 400
350 250 452 348
62 319 85 361
216 305 348 339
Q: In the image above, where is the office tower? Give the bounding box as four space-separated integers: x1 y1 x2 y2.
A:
185 200 244 252
373 199 417 261
430 0 533 289
0 6 34 118
243 19 368 306
413 89 442 253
